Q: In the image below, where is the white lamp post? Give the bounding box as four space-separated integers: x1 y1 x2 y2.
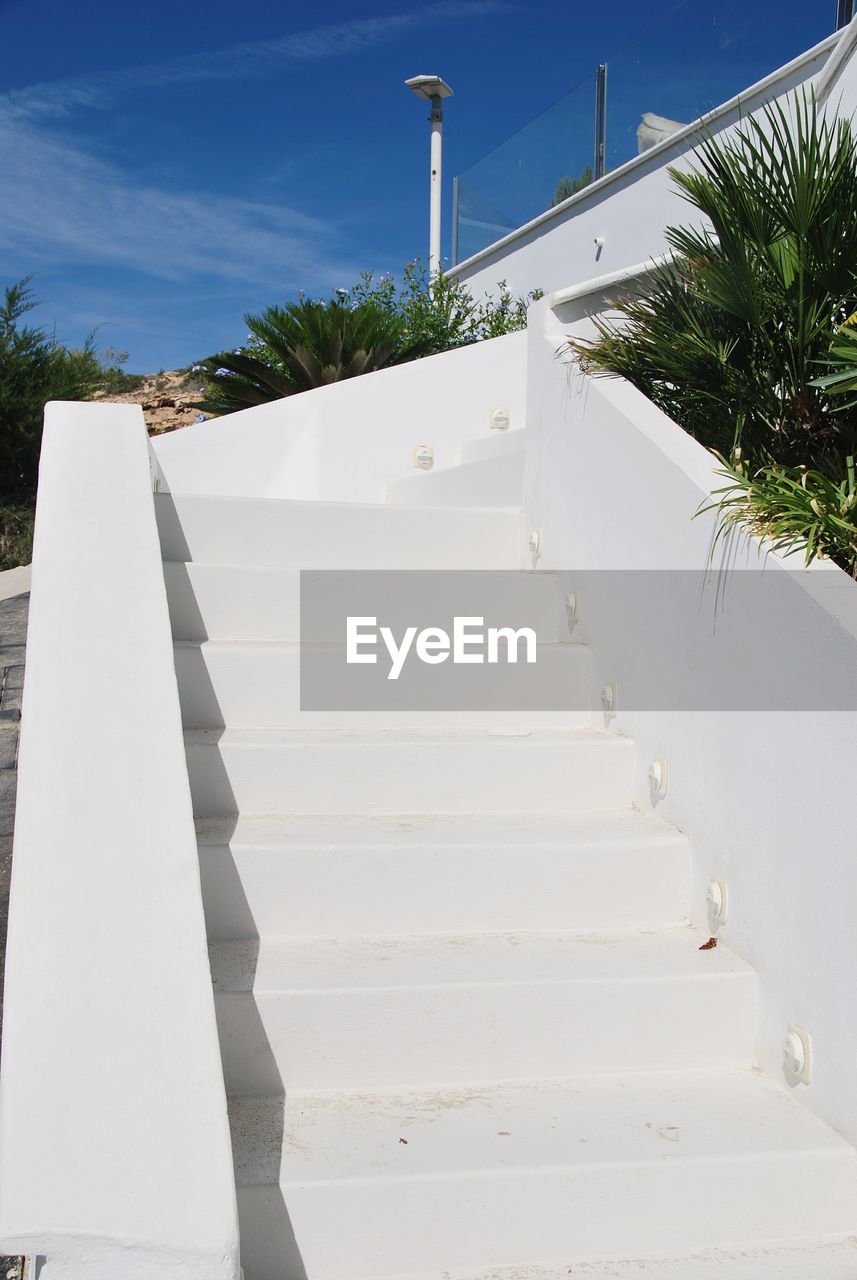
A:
405 74 454 278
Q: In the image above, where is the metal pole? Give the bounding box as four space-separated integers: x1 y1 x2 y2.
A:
835 0 853 29
451 176 460 267
594 63 607 181
429 94 443 277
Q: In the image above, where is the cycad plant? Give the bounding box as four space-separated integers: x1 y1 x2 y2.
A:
573 92 857 573
198 264 541 416
197 297 429 415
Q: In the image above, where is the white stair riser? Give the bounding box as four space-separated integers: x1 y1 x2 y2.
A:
386 452 523 508
164 564 569 644
163 565 302 642
236 1150 857 1280
198 837 690 939
156 495 521 569
173 641 591 730
458 428 527 465
214 973 755 1093
185 735 635 816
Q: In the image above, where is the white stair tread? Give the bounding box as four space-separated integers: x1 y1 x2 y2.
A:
185 725 619 746
156 493 520 569
196 809 689 940
366 1238 857 1280
195 808 684 850
209 925 746 993
185 724 633 816
229 1068 856 1187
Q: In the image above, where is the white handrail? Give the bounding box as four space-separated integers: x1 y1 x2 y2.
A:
548 252 674 312
0 402 239 1280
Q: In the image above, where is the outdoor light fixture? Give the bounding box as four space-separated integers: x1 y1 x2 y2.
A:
648 757 668 799
412 444 435 470
783 1025 812 1085
601 683 617 717
706 878 729 926
405 74 454 278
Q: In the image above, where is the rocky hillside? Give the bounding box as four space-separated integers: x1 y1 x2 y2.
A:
89 368 213 435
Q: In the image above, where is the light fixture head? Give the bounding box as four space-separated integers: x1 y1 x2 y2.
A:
405 75 454 101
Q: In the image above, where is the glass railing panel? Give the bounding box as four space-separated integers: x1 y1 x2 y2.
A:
454 72 597 265
453 0 839 265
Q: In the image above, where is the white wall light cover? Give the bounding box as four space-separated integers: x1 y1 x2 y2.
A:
412 445 435 470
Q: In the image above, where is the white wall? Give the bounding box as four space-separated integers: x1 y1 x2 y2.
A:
0 403 240 1279
525 297 857 1144
453 35 838 300
153 331 526 501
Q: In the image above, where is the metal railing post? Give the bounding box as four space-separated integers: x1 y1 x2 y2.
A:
594 63 607 180
452 176 460 267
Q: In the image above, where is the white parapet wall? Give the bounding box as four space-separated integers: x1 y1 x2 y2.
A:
452 31 841 300
0 403 240 1279
525 294 857 1145
152 331 526 502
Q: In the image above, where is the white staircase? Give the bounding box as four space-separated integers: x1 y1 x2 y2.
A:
385 428 526 507
156 490 857 1280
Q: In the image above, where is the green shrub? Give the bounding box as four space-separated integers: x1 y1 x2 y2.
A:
98 347 145 397
197 262 542 416
572 93 857 574
197 295 429 416
0 502 35 572
0 276 106 502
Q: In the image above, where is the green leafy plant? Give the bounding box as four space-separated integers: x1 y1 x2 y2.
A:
349 261 541 352
197 263 542 415
0 276 106 502
98 346 145 396
704 457 857 576
810 321 857 409
196 296 428 415
553 164 593 206
0 501 36 572
572 92 857 573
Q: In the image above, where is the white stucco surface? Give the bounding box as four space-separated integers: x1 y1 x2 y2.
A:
524 296 857 1143
152 331 526 502
0 403 240 1278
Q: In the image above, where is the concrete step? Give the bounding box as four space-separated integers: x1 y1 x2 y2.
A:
229 1070 857 1279
163 563 302 642
184 727 634 817
334 1239 857 1280
458 428 526 465
155 494 520 569
195 810 690 940
386 452 523 508
163 563 569 644
210 925 754 1093
172 639 591 729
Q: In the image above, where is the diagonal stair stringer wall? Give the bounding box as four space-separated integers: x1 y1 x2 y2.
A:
524 290 857 1146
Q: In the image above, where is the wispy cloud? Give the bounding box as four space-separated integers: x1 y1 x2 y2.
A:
0 109 362 289
0 4 508 362
2 3 507 121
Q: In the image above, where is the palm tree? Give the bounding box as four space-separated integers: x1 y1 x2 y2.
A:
574 92 857 571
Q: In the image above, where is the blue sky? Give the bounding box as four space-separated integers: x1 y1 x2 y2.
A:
0 0 834 371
